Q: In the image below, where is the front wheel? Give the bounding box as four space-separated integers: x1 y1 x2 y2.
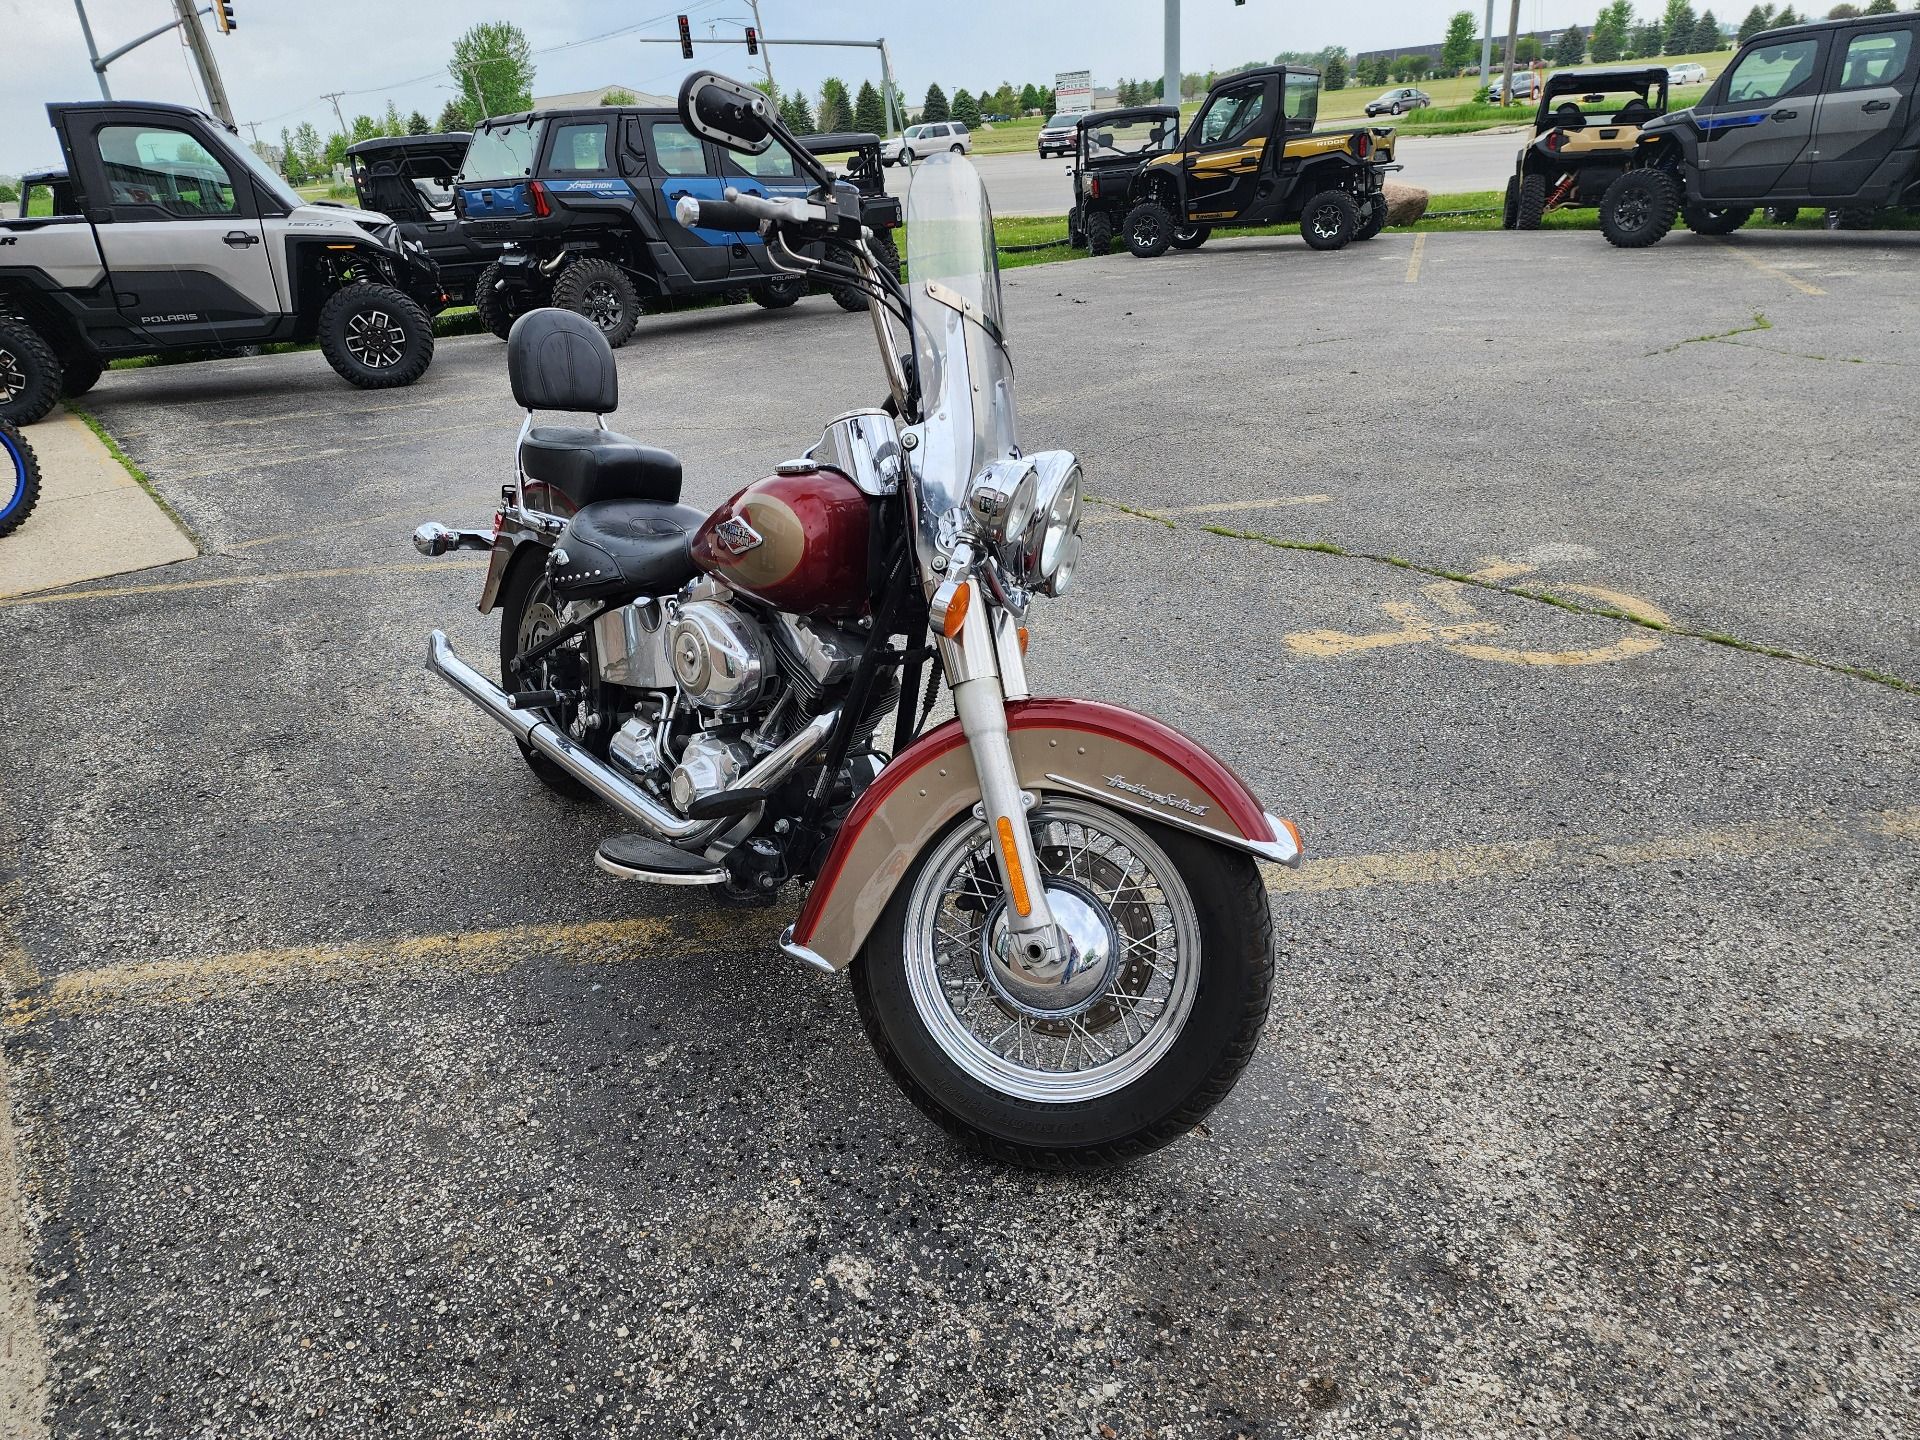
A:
0 419 41 539
851 799 1275 1168
1763 205 1801 225
1502 175 1520 230
318 283 434 388
900 147 916 166
1355 196 1388 242
1516 173 1547 230
1300 189 1360 250
0 319 63 427
1598 170 1679 249
1123 201 1174 258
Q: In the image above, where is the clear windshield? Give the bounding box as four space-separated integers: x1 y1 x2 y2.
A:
462 119 541 180
904 153 1017 575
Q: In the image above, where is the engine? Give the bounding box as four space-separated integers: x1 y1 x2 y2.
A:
595 585 896 817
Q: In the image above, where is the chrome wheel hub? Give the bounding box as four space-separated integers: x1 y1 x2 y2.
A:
345 309 405 368
982 880 1118 1019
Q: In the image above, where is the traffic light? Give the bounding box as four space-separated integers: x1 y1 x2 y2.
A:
677 14 693 59
214 0 236 33
745 26 758 55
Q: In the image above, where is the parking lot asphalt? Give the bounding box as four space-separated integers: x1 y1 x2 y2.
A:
0 228 1915 1438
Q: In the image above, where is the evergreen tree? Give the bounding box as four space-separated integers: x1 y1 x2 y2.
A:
1324 53 1348 89
1663 0 1698 47
1774 5 1799 22
437 99 471 132
278 128 301 182
854 80 886 134
780 89 817 134
291 122 323 178
1555 25 1587 63
952 89 980 126
818 77 853 132
922 84 950 122
1737 4 1772 38
1826 3 1860 15
1864 0 1896 12
406 110 431 134
1018 83 1041 113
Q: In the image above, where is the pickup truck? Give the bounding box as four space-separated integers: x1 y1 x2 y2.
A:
1 100 443 424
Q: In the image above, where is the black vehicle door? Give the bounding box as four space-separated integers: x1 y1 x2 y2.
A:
62 109 283 349
1180 74 1277 221
1810 24 1916 198
641 118 732 282
1694 32 1828 198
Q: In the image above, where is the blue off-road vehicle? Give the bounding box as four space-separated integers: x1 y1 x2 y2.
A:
455 106 895 345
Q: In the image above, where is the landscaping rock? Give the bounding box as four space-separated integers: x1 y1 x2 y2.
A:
1384 183 1430 227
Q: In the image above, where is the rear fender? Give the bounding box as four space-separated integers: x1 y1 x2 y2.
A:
783 698 1303 973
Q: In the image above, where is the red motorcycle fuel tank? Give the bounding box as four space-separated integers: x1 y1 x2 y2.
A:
689 464 873 616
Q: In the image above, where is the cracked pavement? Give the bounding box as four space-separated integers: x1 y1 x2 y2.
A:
0 229 1915 1438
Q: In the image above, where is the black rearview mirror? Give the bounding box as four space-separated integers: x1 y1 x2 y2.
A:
677 71 773 154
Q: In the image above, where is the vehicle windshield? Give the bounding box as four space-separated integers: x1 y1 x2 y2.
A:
904 154 1016 570
1045 115 1074 128
230 134 302 211
1081 113 1179 158
462 118 541 180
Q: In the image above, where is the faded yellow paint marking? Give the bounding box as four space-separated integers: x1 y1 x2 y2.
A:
1719 241 1826 297
1405 233 1426 283
1284 560 1670 668
228 507 430 552
1875 807 1920 840
0 558 488 609
1086 494 1331 525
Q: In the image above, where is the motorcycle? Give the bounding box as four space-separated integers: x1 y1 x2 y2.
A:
416 72 1304 1167
0 417 39 539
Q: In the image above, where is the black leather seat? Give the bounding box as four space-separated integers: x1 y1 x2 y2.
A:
520 427 683 508
549 499 706 601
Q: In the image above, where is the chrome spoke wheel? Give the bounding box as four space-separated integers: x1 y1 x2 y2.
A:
903 800 1201 1104
344 309 405 369
0 348 23 404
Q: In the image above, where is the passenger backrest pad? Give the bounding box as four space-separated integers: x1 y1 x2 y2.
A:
507 307 618 414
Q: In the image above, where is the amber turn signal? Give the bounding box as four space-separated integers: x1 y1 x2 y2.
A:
939 580 972 638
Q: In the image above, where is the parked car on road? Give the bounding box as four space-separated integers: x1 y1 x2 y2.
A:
1366 87 1432 116
880 121 971 166
1667 61 1710 85
1595 11 1920 247
1038 114 1082 157
1488 71 1546 103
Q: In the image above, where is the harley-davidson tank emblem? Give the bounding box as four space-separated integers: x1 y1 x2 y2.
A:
712 515 764 556
1104 773 1209 817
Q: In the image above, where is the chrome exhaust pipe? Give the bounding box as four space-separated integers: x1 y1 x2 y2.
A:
427 631 834 844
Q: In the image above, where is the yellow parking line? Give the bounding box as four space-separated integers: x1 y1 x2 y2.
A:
8 805 1913 1028
1405 233 1427 283
0 558 487 609
1719 240 1826 296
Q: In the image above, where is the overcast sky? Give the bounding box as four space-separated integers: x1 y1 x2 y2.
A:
2 0 1599 173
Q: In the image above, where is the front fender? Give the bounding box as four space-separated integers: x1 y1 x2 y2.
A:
783 698 1303 973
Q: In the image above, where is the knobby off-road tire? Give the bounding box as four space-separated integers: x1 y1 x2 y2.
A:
1764 205 1801 225
1502 175 1520 230
1123 202 1174 258
497 553 595 802
850 802 1276 1169
1355 196 1388 242
1517 173 1547 230
0 418 41 538
1300 190 1360 250
474 260 547 341
750 277 804 310
1825 207 1875 230
1170 224 1212 250
1086 209 1115 256
1683 203 1753 236
58 348 104 399
869 231 903 284
0 319 63 427
552 257 640 348
319 283 433 389
1599 170 1680 249
824 243 871 313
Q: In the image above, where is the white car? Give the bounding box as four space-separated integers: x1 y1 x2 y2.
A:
881 121 972 166
1667 62 1710 85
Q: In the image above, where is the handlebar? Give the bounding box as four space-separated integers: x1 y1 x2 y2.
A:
674 187 823 233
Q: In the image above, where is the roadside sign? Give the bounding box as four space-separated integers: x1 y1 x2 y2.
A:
1054 69 1094 113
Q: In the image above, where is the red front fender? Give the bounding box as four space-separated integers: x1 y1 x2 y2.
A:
783 698 1303 973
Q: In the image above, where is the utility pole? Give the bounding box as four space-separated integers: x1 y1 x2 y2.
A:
747 0 776 96
172 0 234 124
71 0 113 99
1163 0 1180 111
320 91 349 137
1481 0 1495 90
1501 0 1521 105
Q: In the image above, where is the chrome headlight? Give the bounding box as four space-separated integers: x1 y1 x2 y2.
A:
968 459 1038 546
1021 451 1084 596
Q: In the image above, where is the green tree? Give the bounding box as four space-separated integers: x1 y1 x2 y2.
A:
380 101 405 137
1324 53 1348 89
1692 10 1725 45
1441 10 1479 72
323 132 349 168
1629 20 1666 54
406 110 431 134
921 83 949 121
1826 3 1860 15
1737 4 1772 38
1864 0 1896 12
291 122 323 177
1515 36 1542 60
436 99 471 132
1555 25 1587 63
854 80 886 133
449 20 535 123
1663 0 1699 47
1018 82 1041 112
350 113 381 143
599 87 638 106
990 83 1018 116
1774 4 1798 20
277 127 301 182
1591 0 1636 60
780 88 816 134
817 77 853 132
952 88 980 126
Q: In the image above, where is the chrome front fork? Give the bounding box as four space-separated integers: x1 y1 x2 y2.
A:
939 594 1061 967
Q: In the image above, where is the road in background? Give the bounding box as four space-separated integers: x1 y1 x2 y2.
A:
885 129 1529 220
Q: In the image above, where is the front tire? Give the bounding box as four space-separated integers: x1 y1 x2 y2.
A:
1682 203 1753 236
0 320 63 427
318 283 433 389
1123 201 1174 258
1170 224 1211 250
1598 170 1679 249
1355 195 1388 242
850 799 1275 1168
552 257 640 348
1517 172 1547 230
58 350 104 399
1300 189 1360 250
0 418 41 538
496 553 594 801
